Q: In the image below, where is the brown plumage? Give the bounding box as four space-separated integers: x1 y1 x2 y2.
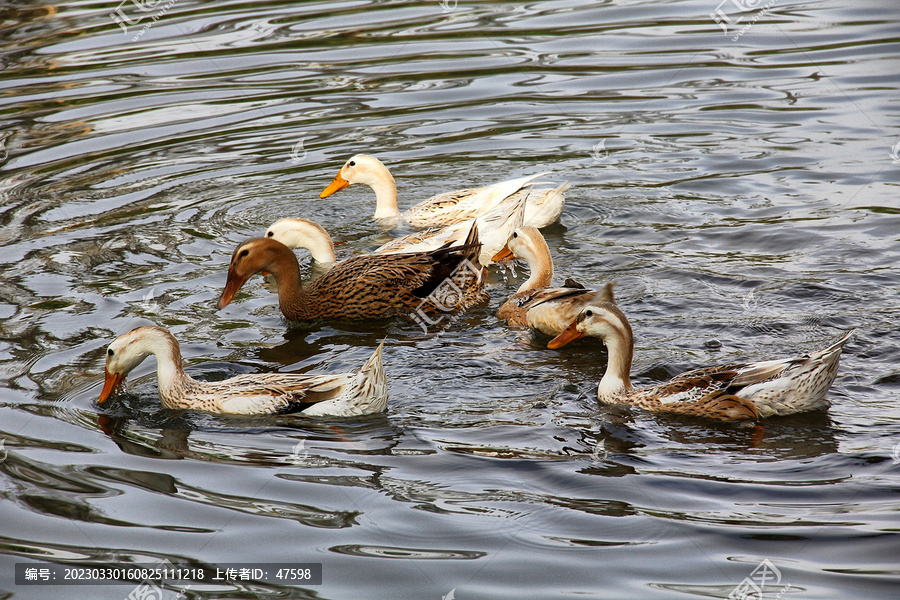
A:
498 283 616 330
547 303 853 422
98 326 388 416
495 226 616 336
218 224 487 322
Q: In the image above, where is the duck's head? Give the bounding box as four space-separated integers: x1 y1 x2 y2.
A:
264 218 336 263
493 226 552 291
547 303 631 349
218 238 293 309
320 154 393 198
492 226 546 262
99 326 174 404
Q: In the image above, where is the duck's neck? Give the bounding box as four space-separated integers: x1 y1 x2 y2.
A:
144 331 195 408
517 242 553 294
266 245 310 320
300 223 336 264
367 167 400 220
598 325 634 400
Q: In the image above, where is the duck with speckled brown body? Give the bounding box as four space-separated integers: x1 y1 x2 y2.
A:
320 154 567 229
494 226 616 336
547 303 853 421
99 326 387 416
218 224 487 322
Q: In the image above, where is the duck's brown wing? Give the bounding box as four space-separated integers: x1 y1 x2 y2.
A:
523 280 616 313
631 364 759 421
524 286 594 309
558 279 615 303
496 288 586 327
303 225 484 320
522 285 615 336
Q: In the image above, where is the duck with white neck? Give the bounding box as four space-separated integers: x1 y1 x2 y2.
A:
547 303 853 422
98 326 387 417
319 154 567 229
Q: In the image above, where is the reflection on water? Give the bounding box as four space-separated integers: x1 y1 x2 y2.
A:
1 0 899 598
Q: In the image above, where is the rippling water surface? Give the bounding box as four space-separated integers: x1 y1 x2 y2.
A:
1 0 899 598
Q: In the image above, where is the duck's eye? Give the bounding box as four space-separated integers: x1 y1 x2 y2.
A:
266 231 274 237
239 249 249 258
107 348 114 357
586 310 593 317
512 232 518 239
348 160 356 167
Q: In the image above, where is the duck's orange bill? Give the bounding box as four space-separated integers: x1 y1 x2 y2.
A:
492 244 514 262
217 270 249 309
320 172 350 198
547 321 584 349
98 369 124 404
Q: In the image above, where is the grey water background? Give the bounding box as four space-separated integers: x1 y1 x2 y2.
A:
1 0 899 598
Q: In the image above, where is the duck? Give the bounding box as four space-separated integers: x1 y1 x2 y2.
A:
493 226 616 336
319 154 567 228
547 303 853 421
267 187 526 267
219 223 487 322
98 326 387 416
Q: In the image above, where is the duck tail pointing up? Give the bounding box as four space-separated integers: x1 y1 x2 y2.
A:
347 341 388 414
427 221 483 271
460 221 483 269
463 220 478 246
819 329 855 358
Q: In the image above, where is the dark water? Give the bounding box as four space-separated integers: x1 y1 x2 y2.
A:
1 0 899 598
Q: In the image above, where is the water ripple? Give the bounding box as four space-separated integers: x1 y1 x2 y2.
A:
1 0 898 597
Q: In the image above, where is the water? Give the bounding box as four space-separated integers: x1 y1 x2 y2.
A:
1 0 899 598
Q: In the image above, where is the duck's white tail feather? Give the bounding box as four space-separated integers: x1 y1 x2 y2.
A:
404 172 547 228
469 172 547 212
743 330 853 418
379 191 526 264
474 188 528 263
524 181 568 228
302 341 388 417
